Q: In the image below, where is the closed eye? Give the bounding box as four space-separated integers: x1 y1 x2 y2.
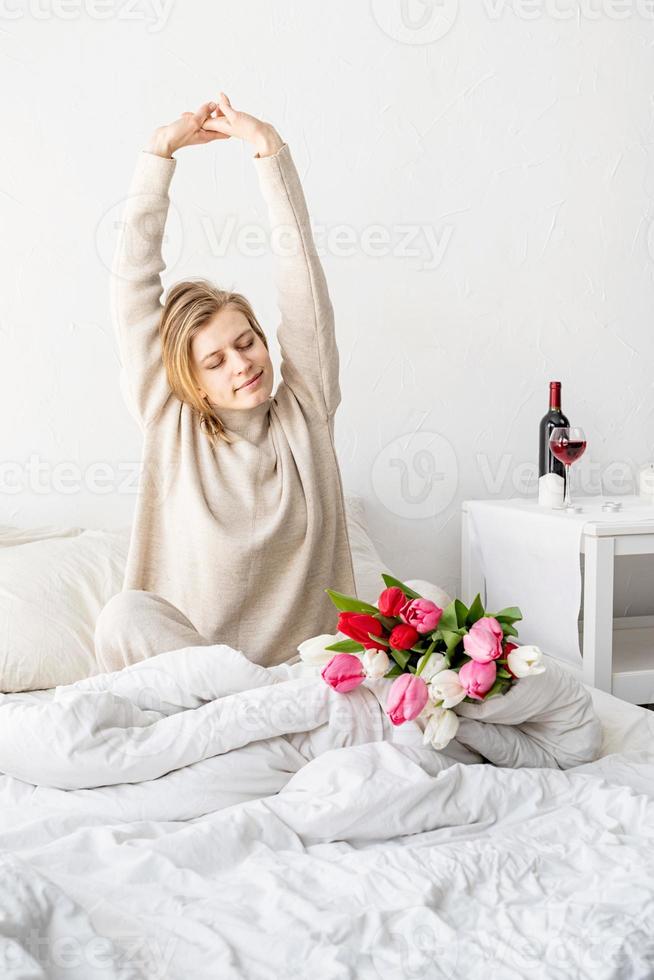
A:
209 340 254 369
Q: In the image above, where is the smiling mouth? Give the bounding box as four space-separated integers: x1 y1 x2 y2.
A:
238 370 263 391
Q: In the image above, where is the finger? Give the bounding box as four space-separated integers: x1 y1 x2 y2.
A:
201 117 232 135
194 100 218 123
185 130 231 149
201 119 230 134
218 91 236 118
201 130 231 141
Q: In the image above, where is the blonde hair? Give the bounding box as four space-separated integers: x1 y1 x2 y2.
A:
159 278 269 447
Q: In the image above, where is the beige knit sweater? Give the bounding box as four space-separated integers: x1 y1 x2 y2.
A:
111 142 357 667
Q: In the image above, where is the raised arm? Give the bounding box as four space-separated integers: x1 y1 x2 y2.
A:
111 150 177 428
111 101 228 428
202 94 341 421
253 142 340 420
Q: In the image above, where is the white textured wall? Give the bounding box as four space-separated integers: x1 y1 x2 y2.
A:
1 1 653 607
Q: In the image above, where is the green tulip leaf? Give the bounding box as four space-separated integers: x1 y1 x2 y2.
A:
380 574 422 600
325 589 379 614
484 678 512 700
389 647 411 670
324 639 364 653
439 600 459 631
465 593 485 627
376 614 399 631
494 606 523 624
454 599 469 628
441 629 463 654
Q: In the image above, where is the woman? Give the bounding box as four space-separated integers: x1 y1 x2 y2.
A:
82 98 601 800
95 93 357 673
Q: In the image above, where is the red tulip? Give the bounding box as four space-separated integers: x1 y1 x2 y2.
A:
378 587 406 618
389 623 419 651
337 612 388 651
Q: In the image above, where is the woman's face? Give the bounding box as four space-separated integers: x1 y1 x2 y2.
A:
191 306 273 411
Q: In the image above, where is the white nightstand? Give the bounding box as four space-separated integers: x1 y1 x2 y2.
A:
461 495 654 704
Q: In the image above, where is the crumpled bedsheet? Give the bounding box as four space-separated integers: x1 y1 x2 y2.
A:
0 644 602 798
0 643 649 978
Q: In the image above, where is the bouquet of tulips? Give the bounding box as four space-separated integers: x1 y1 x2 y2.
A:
315 574 545 750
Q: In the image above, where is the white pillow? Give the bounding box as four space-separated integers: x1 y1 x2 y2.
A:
343 492 393 604
343 493 452 609
0 497 447 692
0 526 128 692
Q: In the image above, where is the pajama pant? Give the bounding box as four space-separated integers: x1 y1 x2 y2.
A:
93 580 453 675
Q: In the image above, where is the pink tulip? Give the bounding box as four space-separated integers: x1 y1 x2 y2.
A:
385 674 429 725
400 598 443 634
462 616 504 663
458 659 497 700
321 654 365 693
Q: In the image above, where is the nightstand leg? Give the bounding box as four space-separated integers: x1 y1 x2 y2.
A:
582 535 615 693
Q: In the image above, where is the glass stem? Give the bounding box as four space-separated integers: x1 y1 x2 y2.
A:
564 464 571 507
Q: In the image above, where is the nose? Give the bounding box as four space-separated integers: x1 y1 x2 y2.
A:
232 349 255 382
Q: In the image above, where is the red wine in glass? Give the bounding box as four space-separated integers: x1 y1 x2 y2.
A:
549 427 586 509
550 438 587 466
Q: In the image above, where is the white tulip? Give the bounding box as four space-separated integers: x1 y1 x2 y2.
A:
428 668 467 709
506 644 546 678
416 651 447 683
422 705 460 750
361 648 391 679
297 633 343 666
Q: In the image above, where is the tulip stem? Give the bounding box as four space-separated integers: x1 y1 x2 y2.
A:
416 637 438 676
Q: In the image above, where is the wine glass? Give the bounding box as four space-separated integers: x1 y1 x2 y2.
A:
549 427 587 510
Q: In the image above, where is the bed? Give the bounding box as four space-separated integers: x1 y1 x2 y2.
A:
1 495 653 980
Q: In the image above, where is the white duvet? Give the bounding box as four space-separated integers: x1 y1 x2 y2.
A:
0 644 653 979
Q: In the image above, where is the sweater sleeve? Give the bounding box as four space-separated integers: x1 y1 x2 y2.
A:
252 143 341 420
110 150 177 428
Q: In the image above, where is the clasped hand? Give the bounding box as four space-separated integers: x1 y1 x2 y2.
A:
146 91 283 159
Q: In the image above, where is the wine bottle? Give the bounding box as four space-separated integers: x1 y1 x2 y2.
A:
538 381 570 506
